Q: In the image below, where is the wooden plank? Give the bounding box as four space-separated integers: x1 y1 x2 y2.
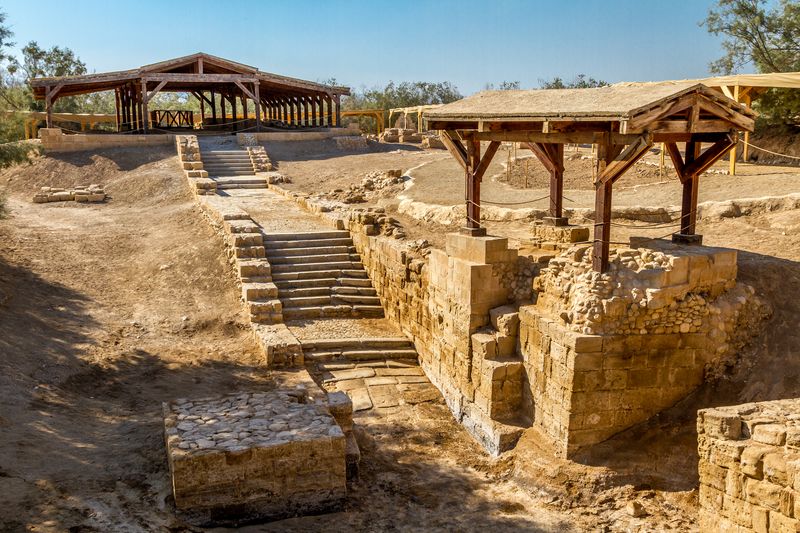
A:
626 94 697 131
697 95 754 131
524 142 558 173
440 130 468 171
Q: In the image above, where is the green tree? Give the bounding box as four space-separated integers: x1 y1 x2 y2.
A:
483 81 521 90
539 74 608 89
703 0 800 123
342 80 462 131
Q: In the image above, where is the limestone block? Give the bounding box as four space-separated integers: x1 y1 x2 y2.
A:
163 391 346 526
490 305 519 337
445 233 517 265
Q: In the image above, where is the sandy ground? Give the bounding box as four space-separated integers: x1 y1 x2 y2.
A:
2 138 799 532
0 147 582 532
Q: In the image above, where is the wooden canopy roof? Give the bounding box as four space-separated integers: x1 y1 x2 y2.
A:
424 83 756 273
425 82 755 139
29 52 350 100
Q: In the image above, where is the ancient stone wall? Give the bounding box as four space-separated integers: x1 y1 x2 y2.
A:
40 127 174 153
33 184 106 203
520 243 769 456
267 185 769 459
698 399 800 532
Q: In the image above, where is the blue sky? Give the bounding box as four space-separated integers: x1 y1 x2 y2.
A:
2 0 738 94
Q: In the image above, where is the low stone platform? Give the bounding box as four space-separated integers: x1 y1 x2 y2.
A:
698 399 800 532
163 390 347 526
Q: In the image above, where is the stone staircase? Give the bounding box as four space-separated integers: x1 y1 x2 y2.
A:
300 337 418 363
202 149 268 190
301 336 439 411
262 230 385 320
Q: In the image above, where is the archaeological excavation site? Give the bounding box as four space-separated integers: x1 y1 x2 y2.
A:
3 3 800 529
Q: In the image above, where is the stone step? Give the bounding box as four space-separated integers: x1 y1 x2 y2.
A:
267 253 358 265
203 157 252 162
271 269 369 282
306 349 418 362
242 282 278 300
235 245 266 259
301 337 413 351
230 232 264 247
208 172 258 178
280 294 381 308
225 220 260 234
263 238 354 250
214 177 265 184
262 231 351 242
270 261 362 273
273 276 372 289
217 183 268 189
266 245 354 257
238 260 271 279
282 305 384 320
279 286 331 298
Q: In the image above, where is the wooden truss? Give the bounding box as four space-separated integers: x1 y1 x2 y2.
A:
426 85 755 272
30 52 349 133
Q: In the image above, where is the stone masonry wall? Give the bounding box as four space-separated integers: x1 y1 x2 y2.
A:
40 127 174 153
698 399 800 532
267 185 769 459
520 243 770 457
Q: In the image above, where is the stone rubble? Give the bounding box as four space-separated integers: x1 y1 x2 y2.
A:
33 184 106 203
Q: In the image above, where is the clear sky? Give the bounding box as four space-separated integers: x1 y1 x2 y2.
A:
1 0 737 94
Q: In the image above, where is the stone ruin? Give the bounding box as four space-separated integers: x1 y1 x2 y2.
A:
33 184 106 203
163 389 358 526
699 399 800 532
379 128 422 144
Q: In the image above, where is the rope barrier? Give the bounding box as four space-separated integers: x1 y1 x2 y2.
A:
739 139 800 161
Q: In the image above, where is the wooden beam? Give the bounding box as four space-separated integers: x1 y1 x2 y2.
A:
440 130 468 171
665 142 686 181
596 134 654 184
234 80 256 101
474 140 501 181
145 80 168 103
470 130 642 145
683 134 737 178
626 94 697 131
141 79 149 132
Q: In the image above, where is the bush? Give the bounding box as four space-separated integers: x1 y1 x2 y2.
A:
0 140 39 170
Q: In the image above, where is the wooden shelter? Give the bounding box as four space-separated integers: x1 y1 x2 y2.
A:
29 52 350 133
424 82 756 272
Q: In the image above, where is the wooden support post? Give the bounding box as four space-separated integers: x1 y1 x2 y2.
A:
742 93 752 161
592 136 614 273
254 83 261 131
316 95 323 127
44 84 63 128
464 138 484 235
199 91 206 124
304 97 310 128
231 94 237 131
114 88 121 132
211 91 217 124
334 94 341 127
729 85 740 175
674 140 703 244
141 78 151 133
548 143 566 224
325 94 333 127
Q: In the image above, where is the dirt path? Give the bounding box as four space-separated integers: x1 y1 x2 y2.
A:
0 148 585 531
